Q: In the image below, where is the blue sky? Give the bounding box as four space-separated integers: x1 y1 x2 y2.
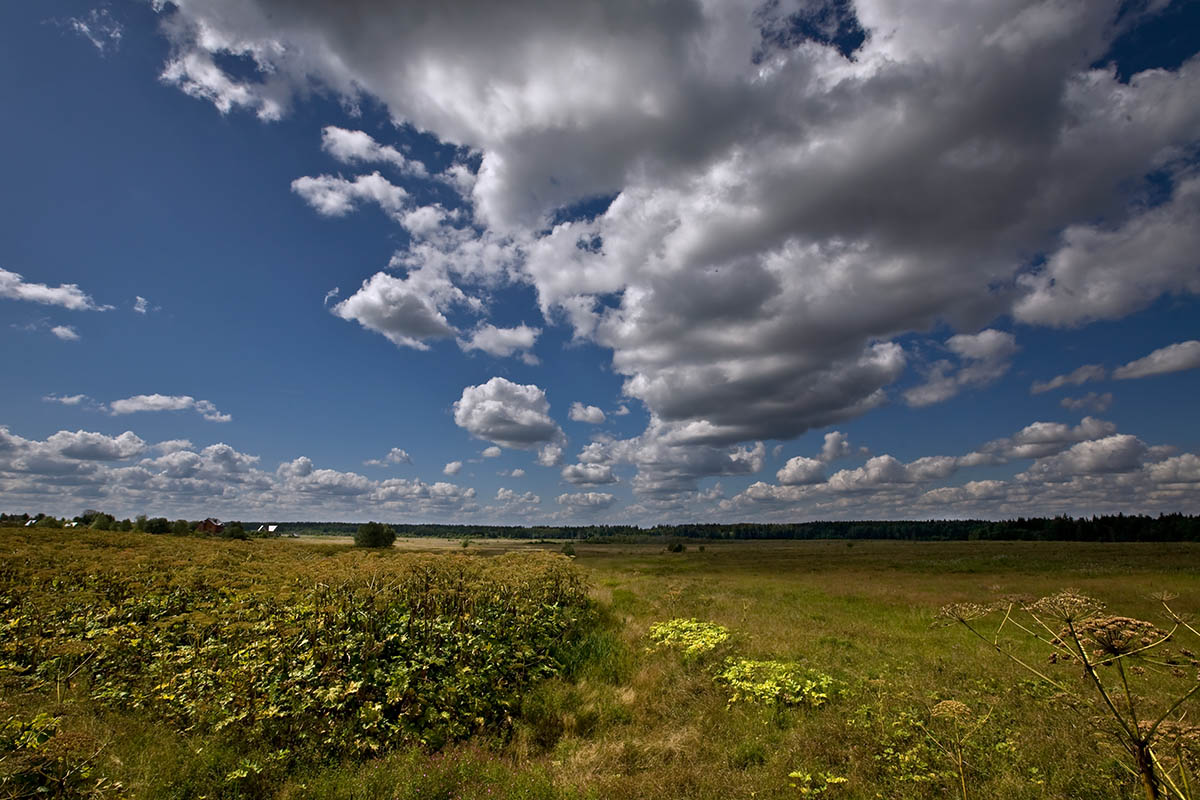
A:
2 0 1198 524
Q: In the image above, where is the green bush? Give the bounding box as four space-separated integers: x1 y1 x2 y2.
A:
355 521 396 548
0 546 594 767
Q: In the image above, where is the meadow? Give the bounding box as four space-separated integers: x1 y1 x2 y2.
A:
2 529 1198 799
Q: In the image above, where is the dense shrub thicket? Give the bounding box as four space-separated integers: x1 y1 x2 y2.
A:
0 532 593 793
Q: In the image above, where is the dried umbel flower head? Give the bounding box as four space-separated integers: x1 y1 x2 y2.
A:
993 593 1036 608
1027 591 1105 623
1078 616 1169 658
935 602 993 626
931 700 972 720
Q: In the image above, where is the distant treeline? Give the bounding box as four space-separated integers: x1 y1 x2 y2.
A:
270 514 1200 542
5 513 1199 542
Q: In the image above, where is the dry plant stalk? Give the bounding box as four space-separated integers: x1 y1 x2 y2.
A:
938 591 1200 800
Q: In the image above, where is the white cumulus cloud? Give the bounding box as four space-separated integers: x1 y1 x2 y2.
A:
568 402 605 424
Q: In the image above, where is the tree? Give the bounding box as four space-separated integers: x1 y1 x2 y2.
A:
172 519 190 536
354 521 396 548
145 517 171 535
223 521 247 540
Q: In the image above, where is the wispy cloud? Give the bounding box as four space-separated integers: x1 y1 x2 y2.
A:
109 394 232 422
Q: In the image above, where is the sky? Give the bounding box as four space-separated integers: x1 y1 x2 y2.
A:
1 0 1199 525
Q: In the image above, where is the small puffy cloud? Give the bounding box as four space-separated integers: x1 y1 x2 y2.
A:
492 487 541 516
453 377 565 450
365 447 412 467
331 271 459 350
109 394 232 423
1031 364 1108 394
536 443 564 466
457 323 540 364
320 126 427 176
291 171 407 219
819 431 850 463
154 439 194 454
561 463 617 485
613 404 630 416
50 325 80 341
1113 340 1200 381
1 269 108 312
133 296 150 314
905 330 1018 407
1061 392 1113 413
1019 434 1148 481
323 287 340 306
974 416 1117 462
556 491 617 510
443 460 463 476
776 456 825 486
568 402 605 424
481 446 502 458
501 468 526 478
1146 454 1200 484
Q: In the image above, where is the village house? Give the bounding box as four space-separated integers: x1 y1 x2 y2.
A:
196 518 224 534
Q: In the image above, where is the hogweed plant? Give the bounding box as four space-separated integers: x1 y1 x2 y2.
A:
918 700 991 800
938 591 1200 800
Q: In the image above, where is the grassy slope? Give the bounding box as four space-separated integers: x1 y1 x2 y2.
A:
3 530 1199 799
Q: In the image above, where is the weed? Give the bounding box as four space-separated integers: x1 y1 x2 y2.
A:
940 590 1200 799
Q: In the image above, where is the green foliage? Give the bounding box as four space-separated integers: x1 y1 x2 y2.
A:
715 659 838 708
172 519 191 535
145 517 171 535
224 521 248 540
788 770 848 795
354 521 396 548
0 711 119 798
560 542 576 557
0 534 594 784
647 618 731 657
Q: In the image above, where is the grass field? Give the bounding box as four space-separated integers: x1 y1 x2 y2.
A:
3 529 1199 799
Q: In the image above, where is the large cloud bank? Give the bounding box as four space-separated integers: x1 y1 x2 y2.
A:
146 0 1200 505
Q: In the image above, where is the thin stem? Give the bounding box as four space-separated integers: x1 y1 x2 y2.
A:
1147 683 1200 744
958 620 1072 694
1118 659 1141 733
1067 619 1138 747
